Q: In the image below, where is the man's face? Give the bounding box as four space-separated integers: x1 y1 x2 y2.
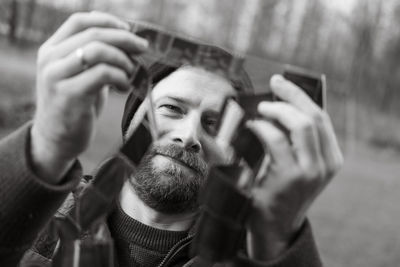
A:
128 66 236 214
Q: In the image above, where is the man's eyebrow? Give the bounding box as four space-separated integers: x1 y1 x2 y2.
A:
155 96 230 113
168 96 193 103
156 96 196 106
203 110 220 117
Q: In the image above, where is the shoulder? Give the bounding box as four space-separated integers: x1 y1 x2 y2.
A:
28 176 93 261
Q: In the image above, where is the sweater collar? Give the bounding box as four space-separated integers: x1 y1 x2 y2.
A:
108 202 190 253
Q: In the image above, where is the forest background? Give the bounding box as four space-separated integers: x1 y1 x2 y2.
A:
0 1 399 266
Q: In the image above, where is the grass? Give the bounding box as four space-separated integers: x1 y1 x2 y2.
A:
1 37 400 267
311 144 400 267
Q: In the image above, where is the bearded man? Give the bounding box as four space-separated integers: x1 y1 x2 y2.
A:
0 12 342 267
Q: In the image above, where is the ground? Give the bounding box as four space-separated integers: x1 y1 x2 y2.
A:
1 38 400 267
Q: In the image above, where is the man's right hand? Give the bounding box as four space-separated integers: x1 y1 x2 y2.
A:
30 12 148 184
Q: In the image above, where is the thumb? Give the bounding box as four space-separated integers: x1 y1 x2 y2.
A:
94 85 110 117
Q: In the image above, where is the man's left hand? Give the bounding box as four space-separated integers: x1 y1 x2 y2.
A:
246 74 343 261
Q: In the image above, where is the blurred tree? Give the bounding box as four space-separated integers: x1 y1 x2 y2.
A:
292 0 325 68
251 0 279 57
283 0 309 62
19 0 38 41
378 2 400 112
349 0 383 101
262 0 290 58
24 0 37 29
342 0 383 152
8 0 18 42
230 0 262 54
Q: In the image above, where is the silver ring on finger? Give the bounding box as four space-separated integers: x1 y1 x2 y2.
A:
75 47 89 71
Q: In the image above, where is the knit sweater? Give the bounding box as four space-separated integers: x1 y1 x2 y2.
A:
108 203 190 267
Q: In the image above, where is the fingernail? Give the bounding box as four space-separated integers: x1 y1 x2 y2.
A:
127 61 135 73
271 74 284 85
138 38 149 50
257 102 266 111
245 119 255 128
257 101 272 112
119 22 131 31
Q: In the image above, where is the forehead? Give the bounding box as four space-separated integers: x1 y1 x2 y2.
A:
151 66 236 108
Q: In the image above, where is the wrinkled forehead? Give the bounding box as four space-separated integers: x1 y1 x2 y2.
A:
151 66 237 108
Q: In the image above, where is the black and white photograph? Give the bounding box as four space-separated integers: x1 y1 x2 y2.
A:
0 0 399 266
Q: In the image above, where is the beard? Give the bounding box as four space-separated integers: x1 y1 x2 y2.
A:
129 143 208 214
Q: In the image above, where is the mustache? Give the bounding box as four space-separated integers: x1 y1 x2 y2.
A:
149 144 208 176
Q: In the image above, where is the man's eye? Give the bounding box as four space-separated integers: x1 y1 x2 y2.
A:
159 104 183 114
201 116 218 135
204 118 217 126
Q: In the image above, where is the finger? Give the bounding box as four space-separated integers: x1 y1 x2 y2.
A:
58 64 130 95
48 42 135 79
316 113 344 177
124 98 150 139
258 102 324 174
46 11 130 45
246 120 296 166
94 86 109 117
45 28 148 65
270 75 343 177
270 74 320 116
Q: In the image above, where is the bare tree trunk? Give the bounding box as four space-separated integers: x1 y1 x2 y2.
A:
25 0 36 28
8 0 18 42
232 0 262 54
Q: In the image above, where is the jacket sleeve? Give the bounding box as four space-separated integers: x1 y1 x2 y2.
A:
0 123 81 266
235 220 323 267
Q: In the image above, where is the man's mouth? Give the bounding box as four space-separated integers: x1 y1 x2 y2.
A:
157 153 202 175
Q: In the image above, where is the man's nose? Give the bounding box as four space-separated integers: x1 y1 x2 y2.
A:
171 116 202 153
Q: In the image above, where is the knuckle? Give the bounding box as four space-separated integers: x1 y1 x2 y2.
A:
86 27 101 39
52 81 65 93
41 66 55 81
98 65 122 83
296 117 314 132
87 41 105 56
303 167 321 181
270 132 286 145
37 45 52 68
68 12 86 27
120 33 133 44
291 169 303 181
327 155 344 177
287 164 327 191
320 111 332 125
95 64 110 80
310 110 324 124
299 160 325 181
287 169 305 186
